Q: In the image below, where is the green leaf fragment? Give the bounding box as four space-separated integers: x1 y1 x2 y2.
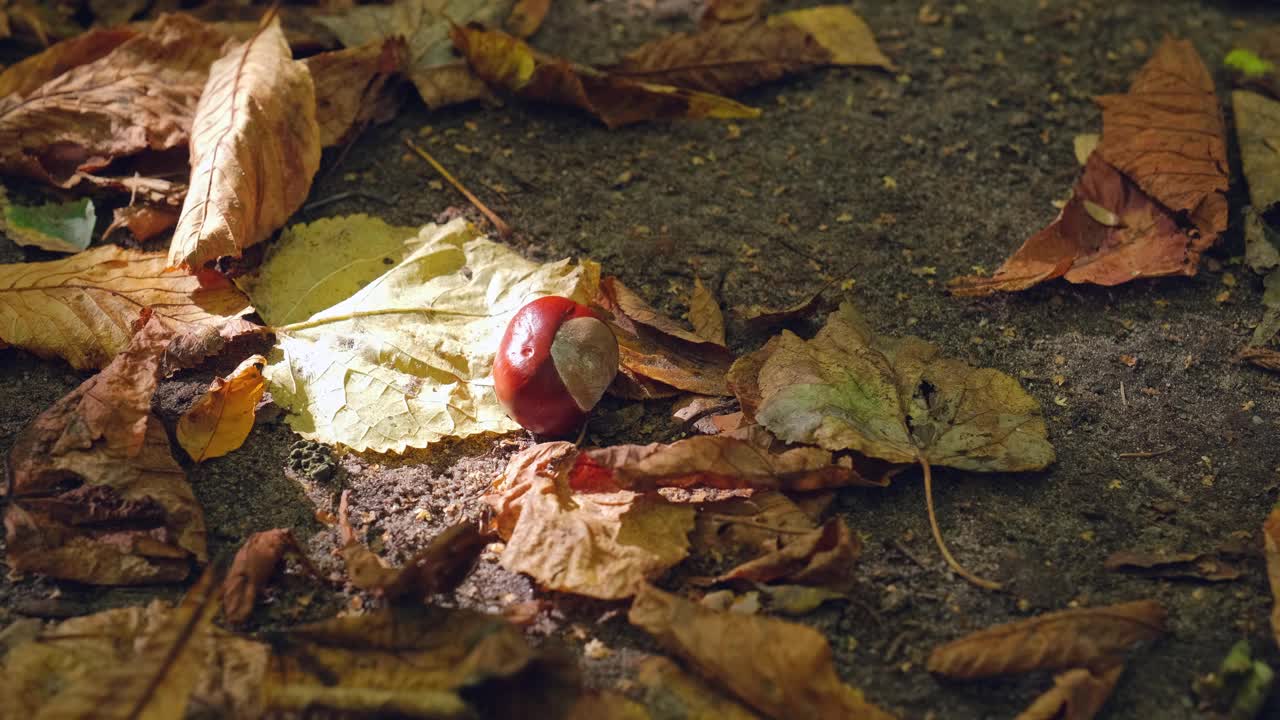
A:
1 190 95 254
1226 49 1275 79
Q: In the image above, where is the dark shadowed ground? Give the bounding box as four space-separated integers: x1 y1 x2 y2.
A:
4 1 1280 717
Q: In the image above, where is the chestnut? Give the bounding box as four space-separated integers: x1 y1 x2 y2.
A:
494 296 619 436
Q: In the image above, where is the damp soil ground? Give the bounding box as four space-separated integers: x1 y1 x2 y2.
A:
5 1 1280 718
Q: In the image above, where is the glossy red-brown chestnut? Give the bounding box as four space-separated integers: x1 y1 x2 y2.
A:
494 296 619 436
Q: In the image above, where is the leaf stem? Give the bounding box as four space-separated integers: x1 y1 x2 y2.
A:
920 455 1002 591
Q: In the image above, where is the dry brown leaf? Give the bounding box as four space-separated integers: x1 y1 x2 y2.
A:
700 0 765 28
105 203 181 242
0 244 252 370
735 285 825 331
926 600 1167 679
690 277 727 346
1104 549 1243 582
714 517 860 592
485 442 695 599
168 15 321 269
263 605 574 718
1241 346 1280 372
629 584 895 719
315 0 511 110
3 313 207 584
222 528 313 624
692 490 824 564
451 24 760 129
0 15 225 188
951 38 1227 295
568 432 880 496
1015 666 1124 720
0 571 267 718
177 354 267 462
593 276 735 397
507 0 551 37
1264 507 1280 650
612 6 891 96
0 26 135 98
305 37 407 147
635 656 763 719
338 490 490 602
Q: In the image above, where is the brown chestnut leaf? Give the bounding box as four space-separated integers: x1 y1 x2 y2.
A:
1264 508 1280 651
714 517 860 592
0 244 252 370
611 5 892 97
628 584 895 719
304 36 408 148
484 442 695 600
451 24 759 129
951 38 1227 295
168 15 320 269
0 26 135 99
0 573 269 719
316 0 512 110
689 277 727 347
927 600 1167 679
263 605 571 718
222 528 316 624
633 656 762 720
4 314 207 584
1015 666 1124 720
0 15 225 189
592 275 735 398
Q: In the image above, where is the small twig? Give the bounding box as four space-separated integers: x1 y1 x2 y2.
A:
1118 448 1173 459
302 191 391 213
1120 381 1127 406
664 399 740 441
890 539 931 571
921 456 1002 591
404 139 512 238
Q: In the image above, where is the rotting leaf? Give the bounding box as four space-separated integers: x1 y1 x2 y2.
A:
567 432 882 497
0 187 94 253
316 0 513 109
235 213 422 327
452 24 760 129
0 244 252 370
593 276 734 397
168 15 321 269
1241 346 1280 372
611 5 891 96
305 37 408 147
951 38 1227 295
0 15 225 189
4 314 207 584
714 517 860 593
1016 665 1124 720
485 442 695 600
628 584 895 719
0 570 268 719
177 354 267 462
634 656 763 720
926 600 1167 679
0 26 135 98
692 490 825 564
263 605 572 718
735 284 826 332
1264 508 1280 649
262 218 595 452
1104 549 1243 582
690 278 727 346
222 528 316 625
339 490 490 602
506 0 551 38
741 302 1053 588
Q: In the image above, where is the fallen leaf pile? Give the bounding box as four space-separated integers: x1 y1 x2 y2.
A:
1 3 1277 719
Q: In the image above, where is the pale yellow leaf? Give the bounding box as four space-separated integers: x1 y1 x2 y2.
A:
264 218 594 452
236 214 422 326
